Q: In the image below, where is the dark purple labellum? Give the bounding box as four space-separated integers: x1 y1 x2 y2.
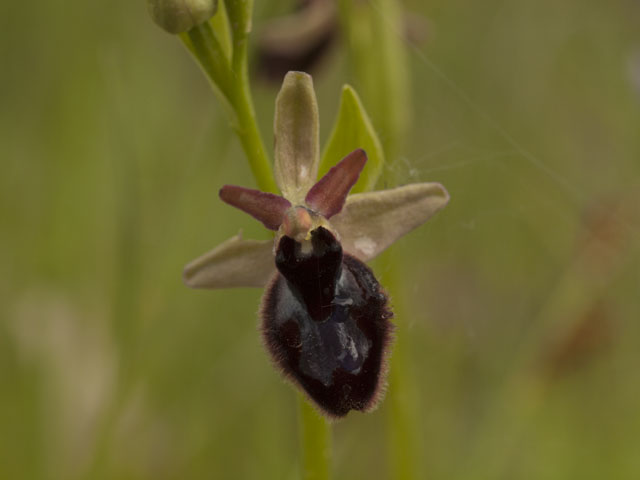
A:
261 226 393 418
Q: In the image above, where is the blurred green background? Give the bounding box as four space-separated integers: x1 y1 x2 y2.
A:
2 0 639 479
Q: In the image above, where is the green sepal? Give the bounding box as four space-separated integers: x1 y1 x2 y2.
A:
320 85 384 193
337 0 410 157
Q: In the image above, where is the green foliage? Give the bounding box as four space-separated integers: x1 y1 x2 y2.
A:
321 85 384 193
2 0 640 479
180 0 276 192
338 0 410 158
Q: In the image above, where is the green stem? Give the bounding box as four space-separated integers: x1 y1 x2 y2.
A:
182 23 235 109
340 0 418 476
227 6 332 475
229 70 277 193
228 19 277 193
183 11 328 479
381 253 424 480
298 394 332 480
181 22 277 193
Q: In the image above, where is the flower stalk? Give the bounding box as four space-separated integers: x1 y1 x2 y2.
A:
182 70 446 478
298 394 331 480
228 76 276 193
179 8 276 193
380 253 425 480
339 0 422 477
149 3 447 479
179 7 328 476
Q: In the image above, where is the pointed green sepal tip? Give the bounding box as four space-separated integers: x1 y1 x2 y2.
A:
274 71 320 202
148 0 218 34
321 85 384 193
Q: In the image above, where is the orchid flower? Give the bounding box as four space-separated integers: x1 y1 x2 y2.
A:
183 72 449 418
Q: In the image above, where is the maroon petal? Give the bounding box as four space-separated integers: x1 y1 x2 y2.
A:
220 185 291 230
305 149 367 219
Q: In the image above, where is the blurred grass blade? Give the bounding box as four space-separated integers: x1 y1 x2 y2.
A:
337 0 410 158
320 85 384 193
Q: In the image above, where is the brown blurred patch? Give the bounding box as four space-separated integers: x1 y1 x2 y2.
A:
255 0 338 82
255 0 431 83
574 197 632 277
538 191 640 380
541 301 615 379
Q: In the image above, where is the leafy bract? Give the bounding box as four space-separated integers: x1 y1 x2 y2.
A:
320 85 384 193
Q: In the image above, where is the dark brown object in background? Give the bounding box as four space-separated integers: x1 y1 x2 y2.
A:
256 0 338 82
539 196 638 380
542 301 615 379
255 0 431 82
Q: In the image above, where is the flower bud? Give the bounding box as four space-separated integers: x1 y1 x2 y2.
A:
147 0 218 34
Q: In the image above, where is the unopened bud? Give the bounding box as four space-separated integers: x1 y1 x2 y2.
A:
148 0 218 34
